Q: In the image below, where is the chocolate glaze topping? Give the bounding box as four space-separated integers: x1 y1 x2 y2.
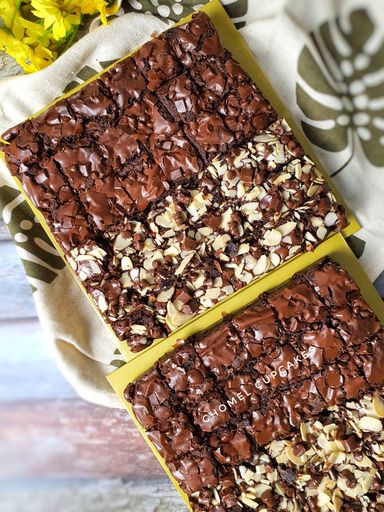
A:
126 259 384 509
1 12 349 353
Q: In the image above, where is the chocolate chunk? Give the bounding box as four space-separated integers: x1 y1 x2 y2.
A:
195 323 249 379
159 344 214 402
232 302 280 357
268 278 328 333
209 427 252 464
332 294 381 346
67 80 116 137
363 333 384 386
305 258 359 307
168 450 218 494
147 412 201 461
192 391 232 433
101 57 147 107
124 367 183 432
134 35 180 91
281 379 326 427
165 12 225 68
224 374 260 414
247 398 291 445
184 111 235 161
31 98 82 147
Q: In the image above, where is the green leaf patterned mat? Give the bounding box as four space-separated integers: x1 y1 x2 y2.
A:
297 8 384 174
0 0 383 406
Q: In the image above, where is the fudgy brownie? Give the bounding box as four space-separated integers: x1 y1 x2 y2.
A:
1 12 348 352
126 259 384 510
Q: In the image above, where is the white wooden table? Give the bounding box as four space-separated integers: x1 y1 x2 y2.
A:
0 55 185 512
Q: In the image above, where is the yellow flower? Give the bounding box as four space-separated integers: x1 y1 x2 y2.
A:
0 27 52 72
0 0 19 29
0 0 118 72
69 0 119 25
31 0 81 41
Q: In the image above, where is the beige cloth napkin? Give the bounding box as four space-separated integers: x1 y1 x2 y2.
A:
0 0 383 407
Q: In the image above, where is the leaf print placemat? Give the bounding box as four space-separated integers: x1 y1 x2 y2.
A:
0 0 383 407
297 8 384 174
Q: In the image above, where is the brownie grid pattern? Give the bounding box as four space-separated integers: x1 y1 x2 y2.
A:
1 13 348 352
125 260 384 510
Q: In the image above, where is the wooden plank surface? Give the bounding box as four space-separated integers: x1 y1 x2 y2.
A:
0 400 166 479
1 478 184 512
0 240 37 319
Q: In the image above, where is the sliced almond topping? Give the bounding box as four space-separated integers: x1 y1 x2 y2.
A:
164 245 180 257
263 229 283 247
285 445 306 466
273 172 291 186
67 257 77 271
113 234 132 251
373 394 384 418
88 247 107 260
358 416 382 432
317 491 331 507
121 256 133 271
305 231 317 243
205 288 221 300
254 134 277 143
97 295 108 313
175 252 195 276
270 252 281 267
165 301 194 331
325 211 339 227
212 234 231 252
220 207 233 230
294 162 302 178
311 216 324 228
307 184 320 197
276 221 296 237
198 227 214 237
332 490 343 512
275 482 286 496
131 324 147 335
120 272 132 288
156 287 175 303
252 483 272 497
317 226 328 240
300 423 308 442
241 202 258 216
239 495 257 509
192 273 206 290
253 255 268 276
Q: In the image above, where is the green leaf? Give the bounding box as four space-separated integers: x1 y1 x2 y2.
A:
223 0 248 19
110 359 125 368
338 9 373 56
63 80 80 93
77 65 98 81
360 122 384 167
301 121 348 152
298 47 338 96
296 83 341 121
99 59 118 69
347 235 366 259
297 8 384 170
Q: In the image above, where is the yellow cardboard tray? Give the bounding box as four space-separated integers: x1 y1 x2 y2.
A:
0 0 360 362
107 232 384 511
